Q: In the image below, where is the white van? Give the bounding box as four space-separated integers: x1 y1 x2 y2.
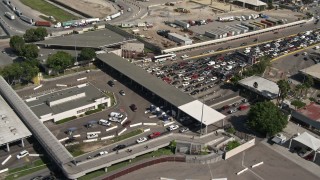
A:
17 150 29 159
109 112 123 118
98 119 111 126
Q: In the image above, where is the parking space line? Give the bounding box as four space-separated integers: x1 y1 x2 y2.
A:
241 151 264 180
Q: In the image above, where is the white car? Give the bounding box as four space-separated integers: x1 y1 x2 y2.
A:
136 137 148 143
99 151 108 156
227 61 235 65
109 112 123 119
87 133 98 139
210 77 217 81
17 150 29 159
197 77 205 81
168 124 179 131
220 62 226 66
213 65 220 69
181 54 189 59
183 77 191 81
179 127 189 133
207 61 215 66
225 66 233 71
182 82 190 86
98 119 111 126
109 116 122 122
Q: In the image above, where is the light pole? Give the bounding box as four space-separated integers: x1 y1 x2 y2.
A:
200 97 204 136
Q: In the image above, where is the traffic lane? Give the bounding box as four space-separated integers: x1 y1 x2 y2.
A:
176 20 320 59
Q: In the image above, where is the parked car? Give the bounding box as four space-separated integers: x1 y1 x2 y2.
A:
136 137 148 143
98 119 111 126
179 127 189 133
98 151 108 156
149 132 161 139
122 120 132 127
17 150 29 159
168 124 179 131
130 104 137 112
119 90 125 96
112 144 126 151
228 108 237 114
110 112 123 118
108 80 115 87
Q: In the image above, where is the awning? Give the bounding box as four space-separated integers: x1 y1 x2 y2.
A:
293 132 320 151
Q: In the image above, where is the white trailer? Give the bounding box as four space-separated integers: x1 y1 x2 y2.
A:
20 15 34 24
4 12 15 20
217 16 234 22
111 12 121 19
85 18 100 24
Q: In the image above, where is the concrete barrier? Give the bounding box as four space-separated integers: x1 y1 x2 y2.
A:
148 115 157 118
101 135 115 140
77 83 88 88
224 138 255 160
33 85 43 90
83 139 98 143
77 77 87 81
118 128 127 136
106 126 118 132
251 161 264 168
59 137 69 142
0 168 8 174
130 122 142 127
73 134 81 138
236 167 248 175
163 121 175 127
87 131 101 135
1 155 11 165
29 154 43 157
144 128 150 132
65 142 80 147
143 123 157 126
56 84 67 87
120 117 128 125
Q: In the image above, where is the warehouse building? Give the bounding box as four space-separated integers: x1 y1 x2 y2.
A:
0 94 32 151
233 0 267 11
25 83 111 122
205 30 228 39
167 33 193 45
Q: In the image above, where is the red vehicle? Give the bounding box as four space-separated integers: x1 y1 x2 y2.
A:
149 132 161 139
238 104 249 111
122 120 132 127
35 21 51 27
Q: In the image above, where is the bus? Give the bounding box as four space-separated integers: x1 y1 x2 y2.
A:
153 53 176 61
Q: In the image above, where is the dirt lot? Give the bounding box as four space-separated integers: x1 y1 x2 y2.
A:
55 0 118 18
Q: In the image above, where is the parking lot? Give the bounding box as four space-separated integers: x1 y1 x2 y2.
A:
116 142 320 180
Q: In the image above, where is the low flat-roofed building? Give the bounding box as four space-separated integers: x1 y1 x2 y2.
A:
291 102 320 131
25 83 111 122
233 0 267 11
167 33 193 45
0 95 32 151
299 64 320 81
239 75 279 99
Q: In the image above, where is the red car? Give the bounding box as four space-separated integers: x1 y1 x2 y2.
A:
122 120 132 127
149 132 161 139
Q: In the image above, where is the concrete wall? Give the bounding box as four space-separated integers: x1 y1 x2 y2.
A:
224 138 255 160
40 97 111 122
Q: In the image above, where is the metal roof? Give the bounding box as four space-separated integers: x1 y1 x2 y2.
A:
239 75 279 99
168 33 193 42
235 0 267 6
0 95 32 146
0 77 73 165
300 64 320 81
26 83 106 118
36 29 135 49
97 53 194 107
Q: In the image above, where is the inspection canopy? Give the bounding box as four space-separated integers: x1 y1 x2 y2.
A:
293 132 320 151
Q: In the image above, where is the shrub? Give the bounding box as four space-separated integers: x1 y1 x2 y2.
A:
56 116 77 124
85 108 102 115
226 140 240 151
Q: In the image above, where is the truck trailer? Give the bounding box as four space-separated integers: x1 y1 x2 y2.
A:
20 15 33 24
4 12 15 20
35 21 51 27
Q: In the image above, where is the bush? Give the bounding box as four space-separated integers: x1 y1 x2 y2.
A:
56 116 77 124
309 97 316 102
226 140 240 151
226 127 236 134
85 108 102 115
291 100 306 109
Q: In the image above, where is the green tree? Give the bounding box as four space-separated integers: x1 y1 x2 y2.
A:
9 35 25 55
267 0 274 9
47 51 75 74
226 141 240 151
79 47 96 61
0 63 23 84
22 44 39 59
20 61 39 82
23 27 48 42
303 75 314 89
291 99 306 109
247 101 288 136
277 79 291 104
169 140 177 153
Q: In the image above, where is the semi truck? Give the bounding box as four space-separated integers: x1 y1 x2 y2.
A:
85 18 100 24
217 16 234 22
20 15 34 24
35 21 51 27
106 12 121 21
4 12 15 20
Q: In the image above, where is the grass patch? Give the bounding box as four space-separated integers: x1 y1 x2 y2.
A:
78 148 173 180
55 116 77 124
39 15 54 23
85 108 102 115
67 144 85 157
20 0 79 22
104 91 116 106
226 140 240 151
6 159 49 180
112 129 143 143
